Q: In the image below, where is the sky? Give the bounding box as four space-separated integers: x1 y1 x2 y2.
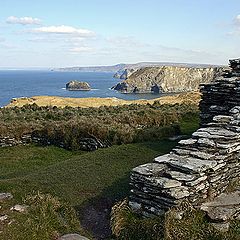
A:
0 0 240 68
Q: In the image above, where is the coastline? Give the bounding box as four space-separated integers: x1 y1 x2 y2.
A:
6 92 201 108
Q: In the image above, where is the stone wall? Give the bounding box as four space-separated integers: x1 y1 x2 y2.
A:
129 60 240 218
0 133 107 151
200 77 240 125
0 135 32 147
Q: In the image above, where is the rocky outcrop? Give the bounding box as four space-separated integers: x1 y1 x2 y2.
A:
129 59 240 222
66 80 91 91
113 66 224 93
113 68 137 79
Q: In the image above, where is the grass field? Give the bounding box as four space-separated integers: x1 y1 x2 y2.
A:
0 115 199 239
0 141 177 206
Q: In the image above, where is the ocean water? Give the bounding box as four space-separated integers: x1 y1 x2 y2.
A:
0 70 162 107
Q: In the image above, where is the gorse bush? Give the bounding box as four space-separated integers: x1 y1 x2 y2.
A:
0 102 199 148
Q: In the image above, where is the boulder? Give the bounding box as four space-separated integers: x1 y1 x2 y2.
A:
66 80 91 91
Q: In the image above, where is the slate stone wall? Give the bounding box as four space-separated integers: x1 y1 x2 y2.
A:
129 60 240 217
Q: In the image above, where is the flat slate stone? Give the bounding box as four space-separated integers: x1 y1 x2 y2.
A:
145 176 182 189
132 163 166 176
58 234 90 240
210 222 230 233
166 155 218 173
213 115 234 123
201 191 240 221
178 139 197 145
193 127 239 140
162 186 190 199
197 138 216 147
154 154 171 163
167 170 197 182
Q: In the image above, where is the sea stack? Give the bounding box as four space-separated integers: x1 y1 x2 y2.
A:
66 80 91 91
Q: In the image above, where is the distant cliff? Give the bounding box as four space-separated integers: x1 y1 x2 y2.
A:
112 66 224 93
53 62 221 77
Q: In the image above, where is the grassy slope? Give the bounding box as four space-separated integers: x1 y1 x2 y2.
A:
0 141 177 207
0 114 199 205
0 115 199 239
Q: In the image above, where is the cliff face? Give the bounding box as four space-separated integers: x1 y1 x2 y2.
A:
112 66 224 93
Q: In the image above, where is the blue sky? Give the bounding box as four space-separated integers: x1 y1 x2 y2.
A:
0 0 240 68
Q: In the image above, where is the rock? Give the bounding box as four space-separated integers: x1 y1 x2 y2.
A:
111 82 128 92
58 234 90 240
119 68 137 79
0 193 13 201
210 222 230 233
200 191 240 222
172 211 184 220
66 80 91 91
0 215 8 221
10 204 28 213
145 177 182 189
113 66 223 94
132 163 166 176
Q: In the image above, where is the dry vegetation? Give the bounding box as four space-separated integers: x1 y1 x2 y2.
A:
7 92 201 108
0 100 199 149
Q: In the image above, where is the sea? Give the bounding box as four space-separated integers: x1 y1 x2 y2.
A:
0 70 162 107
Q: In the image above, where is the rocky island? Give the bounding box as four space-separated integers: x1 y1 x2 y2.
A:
112 66 224 94
66 80 91 91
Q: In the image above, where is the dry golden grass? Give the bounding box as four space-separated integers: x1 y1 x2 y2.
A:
7 92 201 108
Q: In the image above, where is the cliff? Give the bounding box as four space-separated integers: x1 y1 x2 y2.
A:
112 66 224 93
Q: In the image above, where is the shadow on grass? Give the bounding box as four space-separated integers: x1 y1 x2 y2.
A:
75 176 130 240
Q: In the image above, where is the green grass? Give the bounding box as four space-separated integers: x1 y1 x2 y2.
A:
0 118 199 239
0 141 177 206
179 114 200 136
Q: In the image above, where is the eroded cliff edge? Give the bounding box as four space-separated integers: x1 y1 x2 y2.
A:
112 66 224 93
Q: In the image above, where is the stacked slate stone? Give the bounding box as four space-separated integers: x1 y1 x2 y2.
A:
200 58 240 125
129 59 240 217
0 134 31 147
129 108 240 217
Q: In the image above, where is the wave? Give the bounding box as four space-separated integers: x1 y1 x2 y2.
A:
61 88 99 91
